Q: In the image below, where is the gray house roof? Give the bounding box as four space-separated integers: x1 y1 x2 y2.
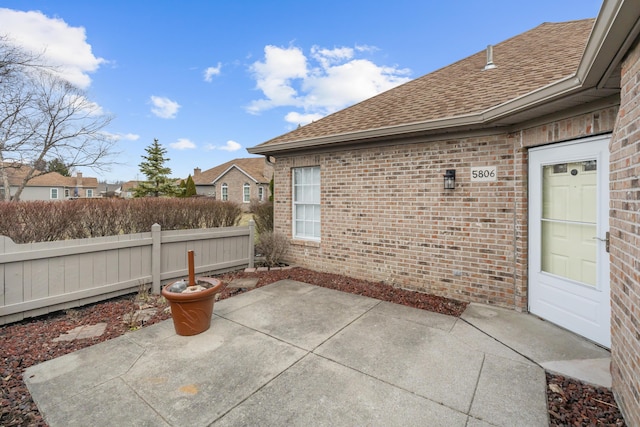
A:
249 0 640 156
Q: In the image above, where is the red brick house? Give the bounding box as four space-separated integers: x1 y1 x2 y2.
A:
249 0 640 422
191 158 273 207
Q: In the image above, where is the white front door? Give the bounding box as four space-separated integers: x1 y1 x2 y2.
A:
528 135 610 348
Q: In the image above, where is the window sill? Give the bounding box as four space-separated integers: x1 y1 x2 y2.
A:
291 239 320 248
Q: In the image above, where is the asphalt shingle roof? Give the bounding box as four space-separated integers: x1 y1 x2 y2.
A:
193 158 272 185
2 163 98 188
255 19 595 148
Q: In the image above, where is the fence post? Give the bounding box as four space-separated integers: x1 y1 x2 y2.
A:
248 220 255 268
151 223 161 294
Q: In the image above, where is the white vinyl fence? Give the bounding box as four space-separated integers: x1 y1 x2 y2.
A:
0 222 254 325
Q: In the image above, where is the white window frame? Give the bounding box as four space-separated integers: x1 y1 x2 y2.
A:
243 183 250 203
258 186 264 201
221 183 228 201
64 188 70 198
292 166 320 241
50 188 58 199
86 189 93 198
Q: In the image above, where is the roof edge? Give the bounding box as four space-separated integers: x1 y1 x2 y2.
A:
249 0 639 156
211 164 259 185
579 0 640 87
248 76 582 156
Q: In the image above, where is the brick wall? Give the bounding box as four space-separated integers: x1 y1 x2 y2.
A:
521 107 618 147
610 35 640 426
276 136 525 307
214 168 269 209
273 105 617 310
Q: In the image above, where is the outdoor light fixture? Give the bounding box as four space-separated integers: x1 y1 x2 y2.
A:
444 169 456 190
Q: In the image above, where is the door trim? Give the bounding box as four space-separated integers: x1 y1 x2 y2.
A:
528 134 611 347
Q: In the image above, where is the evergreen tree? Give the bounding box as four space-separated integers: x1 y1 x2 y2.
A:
178 179 187 197
46 158 71 177
185 174 197 197
268 175 274 202
134 139 178 197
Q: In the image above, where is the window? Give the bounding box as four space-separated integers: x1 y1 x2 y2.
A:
221 183 228 201
64 189 70 198
86 189 93 198
50 188 58 199
243 183 250 203
258 186 264 201
293 166 320 240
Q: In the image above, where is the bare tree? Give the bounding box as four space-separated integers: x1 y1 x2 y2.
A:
0 35 38 200
0 35 116 201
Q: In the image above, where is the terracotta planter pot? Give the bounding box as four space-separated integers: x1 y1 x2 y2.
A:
161 277 226 336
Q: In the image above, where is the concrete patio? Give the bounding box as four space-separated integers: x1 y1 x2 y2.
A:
24 280 610 426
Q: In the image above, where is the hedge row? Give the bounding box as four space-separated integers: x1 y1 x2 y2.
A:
0 198 243 243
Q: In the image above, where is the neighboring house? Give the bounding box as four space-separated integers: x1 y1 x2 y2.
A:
191 158 273 207
1 164 98 201
99 183 123 198
119 181 141 199
249 0 640 423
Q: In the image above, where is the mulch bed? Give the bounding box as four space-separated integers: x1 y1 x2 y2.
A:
0 267 626 426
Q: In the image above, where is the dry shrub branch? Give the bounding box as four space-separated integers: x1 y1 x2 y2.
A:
0 198 243 243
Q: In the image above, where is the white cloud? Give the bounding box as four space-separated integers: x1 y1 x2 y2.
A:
170 138 196 150
310 46 354 69
247 43 411 123
303 59 411 112
247 45 308 113
121 133 140 141
68 94 105 116
203 140 241 151
103 132 140 142
284 111 324 126
204 63 222 82
220 140 241 152
0 8 104 89
149 96 181 119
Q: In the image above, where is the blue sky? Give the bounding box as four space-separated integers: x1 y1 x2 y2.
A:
0 0 603 183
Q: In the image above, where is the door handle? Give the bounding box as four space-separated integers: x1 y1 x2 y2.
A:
593 231 610 253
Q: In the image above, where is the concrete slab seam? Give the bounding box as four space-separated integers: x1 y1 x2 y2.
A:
207 352 312 425
119 376 172 426
310 351 471 420
211 314 311 353
459 318 538 366
308 299 383 353
465 353 486 416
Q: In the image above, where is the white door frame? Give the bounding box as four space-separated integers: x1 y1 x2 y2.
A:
528 134 610 348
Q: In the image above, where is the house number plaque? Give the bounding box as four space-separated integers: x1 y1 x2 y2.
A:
470 166 497 182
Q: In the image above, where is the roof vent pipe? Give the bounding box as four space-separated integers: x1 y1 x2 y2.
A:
484 45 496 70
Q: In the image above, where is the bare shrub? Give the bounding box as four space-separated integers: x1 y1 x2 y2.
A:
255 231 289 267
126 198 158 233
0 202 21 241
249 199 273 234
0 198 244 243
7 201 82 242
202 200 242 228
72 199 127 238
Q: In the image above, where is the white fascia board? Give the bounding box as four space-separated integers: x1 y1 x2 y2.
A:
211 165 259 185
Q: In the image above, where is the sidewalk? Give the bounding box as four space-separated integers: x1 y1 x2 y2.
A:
24 280 610 426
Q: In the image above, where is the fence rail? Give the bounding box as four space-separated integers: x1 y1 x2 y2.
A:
0 222 254 325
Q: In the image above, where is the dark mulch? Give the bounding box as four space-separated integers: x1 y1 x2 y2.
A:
0 267 625 426
547 373 626 426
